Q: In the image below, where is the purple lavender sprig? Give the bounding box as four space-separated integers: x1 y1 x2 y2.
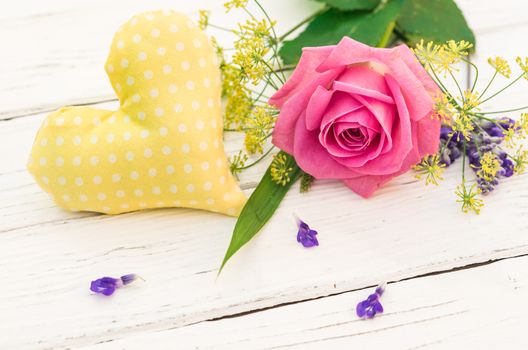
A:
90 274 142 296
356 283 386 319
438 119 516 194
295 216 318 248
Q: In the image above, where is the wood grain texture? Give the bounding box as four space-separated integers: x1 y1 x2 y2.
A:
1 0 528 349
79 255 528 350
0 0 322 119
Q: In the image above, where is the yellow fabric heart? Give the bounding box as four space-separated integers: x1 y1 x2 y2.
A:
27 10 246 216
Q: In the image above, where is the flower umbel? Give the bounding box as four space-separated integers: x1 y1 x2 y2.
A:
270 153 293 186
198 10 210 30
356 283 386 319
455 183 484 214
516 57 528 80
224 0 249 12
295 216 318 248
413 154 445 185
476 152 501 182
488 57 511 78
90 274 142 296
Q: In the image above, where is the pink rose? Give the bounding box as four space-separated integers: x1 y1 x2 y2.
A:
270 37 441 198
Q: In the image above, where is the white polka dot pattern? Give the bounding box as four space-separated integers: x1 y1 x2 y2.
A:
27 10 246 216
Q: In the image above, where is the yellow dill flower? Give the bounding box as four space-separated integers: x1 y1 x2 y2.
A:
444 40 473 57
270 153 293 186
198 10 209 30
244 107 276 154
233 18 275 84
518 113 528 135
504 113 528 146
476 152 501 181
455 183 484 214
224 0 249 12
229 150 248 177
433 93 456 122
413 40 471 75
412 40 440 67
221 63 253 128
451 111 474 141
225 87 253 128
244 133 263 154
513 146 528 174
488 57 511 78
413 154 445 185
462 90 480 111
503 126 517 147
516 57 528 80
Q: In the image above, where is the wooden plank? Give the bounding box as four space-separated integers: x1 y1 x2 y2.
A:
0 0 322 119
1 1 528 349
1 128 528 348
78 255 528 350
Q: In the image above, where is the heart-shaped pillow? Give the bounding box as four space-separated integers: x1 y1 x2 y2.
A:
27 10 246 216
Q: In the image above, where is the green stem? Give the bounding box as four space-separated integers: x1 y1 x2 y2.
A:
439 133 454 155
462 140 467 182
377 21 396 48
235 146 275 171
249 85 271 100
428 65 451 96
461 57 479 93
262 59 285 84
475 105 528 115
479 70 497 99
253 0 287 81
274 64 296 73
473 114 502 125
449 70 465 101
479 73 524 104
208 23 233 33
278 8 326 42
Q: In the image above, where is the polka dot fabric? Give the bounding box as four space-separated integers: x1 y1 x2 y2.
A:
27 10 246 216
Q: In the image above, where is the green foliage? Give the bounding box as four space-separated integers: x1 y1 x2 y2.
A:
219 151 301 272
300 172 315 193
280 0 475 64
280 0 404 64
314 0 380 11
398 0 475 47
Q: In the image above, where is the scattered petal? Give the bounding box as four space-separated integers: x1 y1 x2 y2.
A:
295 216 319 248
356 283 386 319
90 274 142 296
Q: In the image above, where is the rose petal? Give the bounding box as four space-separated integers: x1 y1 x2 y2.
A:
333 81 394 105
271 47 342 153
293 112 362 179
415 113 441 156
317 37 434 121
342 120 423 198
305 86 335 131
395 44 439 94
269 46 335 108
347 75 412 175
353 94 394 154
335 63 392 96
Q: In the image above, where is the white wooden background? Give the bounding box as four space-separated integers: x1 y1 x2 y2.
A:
1 1 528 349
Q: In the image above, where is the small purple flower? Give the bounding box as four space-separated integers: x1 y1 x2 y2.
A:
356 283 386 319
90 274 141 296
295 216 318 248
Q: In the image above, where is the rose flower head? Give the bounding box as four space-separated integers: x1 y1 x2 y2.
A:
270 38 440 197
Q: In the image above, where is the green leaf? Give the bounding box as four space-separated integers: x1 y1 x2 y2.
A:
397 0 475 47
219 152 302 273
314 0 380 11
279 0 404 64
